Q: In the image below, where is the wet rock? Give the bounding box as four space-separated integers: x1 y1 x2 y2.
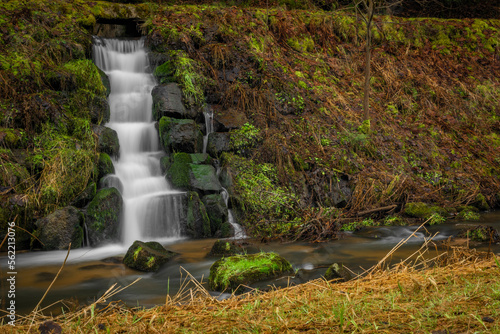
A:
404 202 449 219
123 240 177 272
92 125 120 158
212 107 249 132
97 153 115 180
89 95 110 125
85 187 122 246
152 84 198 121
202 194 230 236
456 224 500 242
209 252 293 292
35 206 84 250
99 175 123 193
97 67 110 97
330 177 352 208
324 263 352 282
185 191 211 238
159 116 203 154
70 182 96 208
190 164 222 193
207 132 231 158
208 240 244 257
165 153 192 190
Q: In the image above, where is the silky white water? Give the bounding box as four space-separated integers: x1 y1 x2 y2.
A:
93 38 184 246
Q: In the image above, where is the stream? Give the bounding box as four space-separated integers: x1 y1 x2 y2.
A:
4 211 500 315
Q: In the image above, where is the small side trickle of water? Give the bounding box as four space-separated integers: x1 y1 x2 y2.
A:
202 107 213 154
221 188 247 239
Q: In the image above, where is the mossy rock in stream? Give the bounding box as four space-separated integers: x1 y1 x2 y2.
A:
202 194 230 237
85 187 122 246
207 240 243 257
123 240 178 272
208 252 293 292
324 263 353 282
189 164 222 193
35 206 84 250
165 153 220 193
93 125 120 158
185 191 211 238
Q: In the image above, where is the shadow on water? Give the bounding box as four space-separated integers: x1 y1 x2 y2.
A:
4 211 500 315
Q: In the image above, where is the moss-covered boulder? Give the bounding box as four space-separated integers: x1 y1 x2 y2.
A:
123 240 178 272
35 206 84 250
207 132 231 158
324 263 353 282
99 175 124 193
93 125 120 158
85 187 122 246
185 191 211 238
472 193 490 211
189 164 222 193
456 225 500 242
70 181 96 208
202 194 229 236
166 152 192 190
97 153 115 180
208 240 243 257
404 202 449 219
159 116 203 153
152 83 198 121
165 153 220 193
208 252 293 292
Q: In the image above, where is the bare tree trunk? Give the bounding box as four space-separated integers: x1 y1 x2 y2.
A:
363 0 374 122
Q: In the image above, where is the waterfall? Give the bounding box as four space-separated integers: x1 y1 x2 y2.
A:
93 37 184 245
202 107 213 154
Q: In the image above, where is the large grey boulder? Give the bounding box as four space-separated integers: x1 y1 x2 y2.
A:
159 117 203 154
185 192 211 238
152 84 198 121
189 164 222 193
92 125 120 158
207 132 231 158
85 187 123 246
202 194 229 236
123 240 178 272
35 206 84 250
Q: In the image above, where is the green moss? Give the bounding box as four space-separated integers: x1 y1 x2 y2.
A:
98 153 114 180
287 36 315 53
166 152 192 190
404 202 449 221
208 252 293 292
86 187 121 232
63 59 105 95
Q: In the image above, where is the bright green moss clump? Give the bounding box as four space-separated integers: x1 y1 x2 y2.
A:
208 252 293 292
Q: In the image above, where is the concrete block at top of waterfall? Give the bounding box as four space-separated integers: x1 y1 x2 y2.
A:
85 187 123 247
123 240 178 272
185 191 211 238
152 83 199 121
35 206 85 250
202 194 230 237
159 117 203 153
92 125 120 158
212 106 249 132
189 164 222 193
207 132 231 158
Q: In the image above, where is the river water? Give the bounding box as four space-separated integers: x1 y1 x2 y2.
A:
6 211 500 315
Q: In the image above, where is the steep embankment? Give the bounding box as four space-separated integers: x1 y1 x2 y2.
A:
0 0 499 246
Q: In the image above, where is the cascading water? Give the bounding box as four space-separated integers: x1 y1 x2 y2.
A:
93 37 184 245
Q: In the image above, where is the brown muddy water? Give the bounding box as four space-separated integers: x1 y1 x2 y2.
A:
2 211 500 315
